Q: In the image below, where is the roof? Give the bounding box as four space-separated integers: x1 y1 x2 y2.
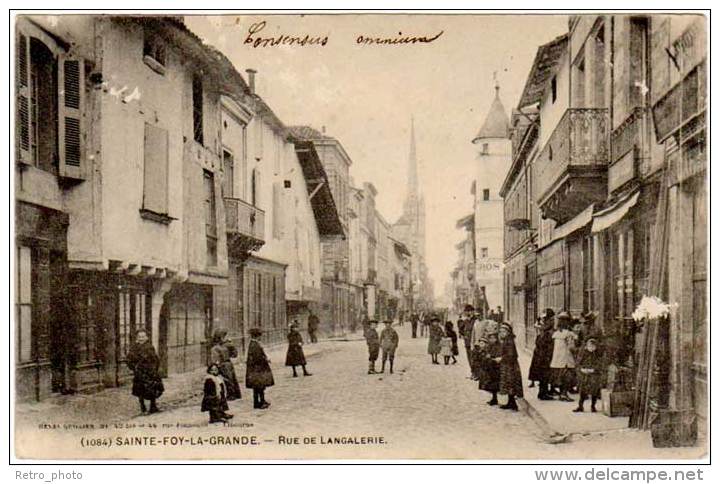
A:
472 87 510 142
292 140 345 239
289 126 353 167
517 33 568 108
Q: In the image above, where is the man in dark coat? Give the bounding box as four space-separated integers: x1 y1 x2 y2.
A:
497 322 523 411
126 330 164 414
286 322 312 377
365 320 380 374
379 320 399 374
528 309 556 400
410 313 419 339
308 311 320 343
459 304 475 371
245 328 274 409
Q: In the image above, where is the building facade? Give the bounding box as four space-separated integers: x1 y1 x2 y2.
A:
503 14 706 445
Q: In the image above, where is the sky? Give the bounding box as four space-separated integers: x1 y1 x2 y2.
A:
185 14 568 299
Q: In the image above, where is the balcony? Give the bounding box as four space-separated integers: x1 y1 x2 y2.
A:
224 197 265 258
535 108 609 224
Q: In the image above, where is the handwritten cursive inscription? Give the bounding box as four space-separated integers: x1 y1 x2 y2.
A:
244 21 329 48
356 30 444 45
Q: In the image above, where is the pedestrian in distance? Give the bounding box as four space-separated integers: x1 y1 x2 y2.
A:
440 332 453 365
410 312 419 339
459 304 475 371
245 328 274 409
126 330 163 415
427 317 443 365
286 322 312 378
550 311 578 402
202 363 234 424
529 309 556 400
365 320 381 374
497 322 524 411
444 321 459 364
379 320 399 374
210 328 241 401
573 338 604 413
308 310 320 343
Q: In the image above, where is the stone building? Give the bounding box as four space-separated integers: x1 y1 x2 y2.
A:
14 16 247 398
504 14 706 445
472 84 511 315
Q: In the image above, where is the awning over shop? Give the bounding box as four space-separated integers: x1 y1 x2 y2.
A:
591 191 640 233
553 204 595 241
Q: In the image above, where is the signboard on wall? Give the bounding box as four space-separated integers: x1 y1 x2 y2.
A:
476 259 504 276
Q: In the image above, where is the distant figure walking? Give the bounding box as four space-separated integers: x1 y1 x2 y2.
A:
126 330 163 414
410 313 419 339
286 322 312 378
308 310 320 343
365 320 380 374
379 320 399 374
427 318 443 365
444 321 459 364
245 328 274 409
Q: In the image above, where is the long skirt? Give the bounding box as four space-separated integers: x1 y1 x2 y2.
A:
499 360 524 398
551 367 576 389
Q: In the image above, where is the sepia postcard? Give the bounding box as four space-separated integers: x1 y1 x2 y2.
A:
11 11 708 460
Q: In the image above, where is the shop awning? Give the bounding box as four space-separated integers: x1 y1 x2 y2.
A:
591 191 640 233
538 204 594 249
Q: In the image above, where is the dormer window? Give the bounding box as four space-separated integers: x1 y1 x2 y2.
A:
143 33 166 75
482 143 489 155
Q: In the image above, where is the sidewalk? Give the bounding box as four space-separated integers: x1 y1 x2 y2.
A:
516 348 630 441
15 337 347 425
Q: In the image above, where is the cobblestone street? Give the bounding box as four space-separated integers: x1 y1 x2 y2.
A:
15 324 703 460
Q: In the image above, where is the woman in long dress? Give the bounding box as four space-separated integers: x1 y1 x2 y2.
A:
126 330 164 414
246 328 274 409
285 322 312 377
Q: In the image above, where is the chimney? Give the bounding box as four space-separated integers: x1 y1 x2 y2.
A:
246 68 257 94
321 126 326 134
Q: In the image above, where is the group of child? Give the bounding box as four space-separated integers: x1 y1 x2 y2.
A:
528 308 605 413
364 320 400 374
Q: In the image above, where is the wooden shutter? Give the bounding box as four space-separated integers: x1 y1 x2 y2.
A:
58 54 85 179
16 31 31 165
143 123 169 214
273 182 284 238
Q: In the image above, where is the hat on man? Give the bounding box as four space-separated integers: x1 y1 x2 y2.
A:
249 327 263 338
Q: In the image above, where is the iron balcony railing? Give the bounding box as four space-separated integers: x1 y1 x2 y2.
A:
535 108 609 206
224 197 265 242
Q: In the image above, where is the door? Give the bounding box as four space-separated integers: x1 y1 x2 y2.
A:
525 262 537 348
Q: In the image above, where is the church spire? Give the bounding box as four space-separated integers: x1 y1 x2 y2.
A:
408 116 418 195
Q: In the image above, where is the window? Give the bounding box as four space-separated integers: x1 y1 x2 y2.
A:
480 247 488 259
611 228 634 319
142 123 169 216
143 33 166 71
192 74 204 145
482 143 489 155
222 148 234 198
629 17 649 108
16 246 33 363
118 288 148 359
204 171 217 267
551 75 557 103
16 29 84 178
251 168 261 207
483 188 490 201
76 291 97 364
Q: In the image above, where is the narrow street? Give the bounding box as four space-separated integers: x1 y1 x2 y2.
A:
16 323 699 460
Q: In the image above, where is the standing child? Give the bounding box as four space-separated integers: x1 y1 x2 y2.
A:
365 320 380 374
285 322 312 378
439 331 453 365
379 320 399 374
483 333 502 405
445 321 459 364
497 323 524 411
202 363 234 423
550 312 578 402
245 328 274 409
574 338 604 413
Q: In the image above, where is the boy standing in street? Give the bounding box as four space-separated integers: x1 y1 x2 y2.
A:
380 320 399 374
365 320 380 374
